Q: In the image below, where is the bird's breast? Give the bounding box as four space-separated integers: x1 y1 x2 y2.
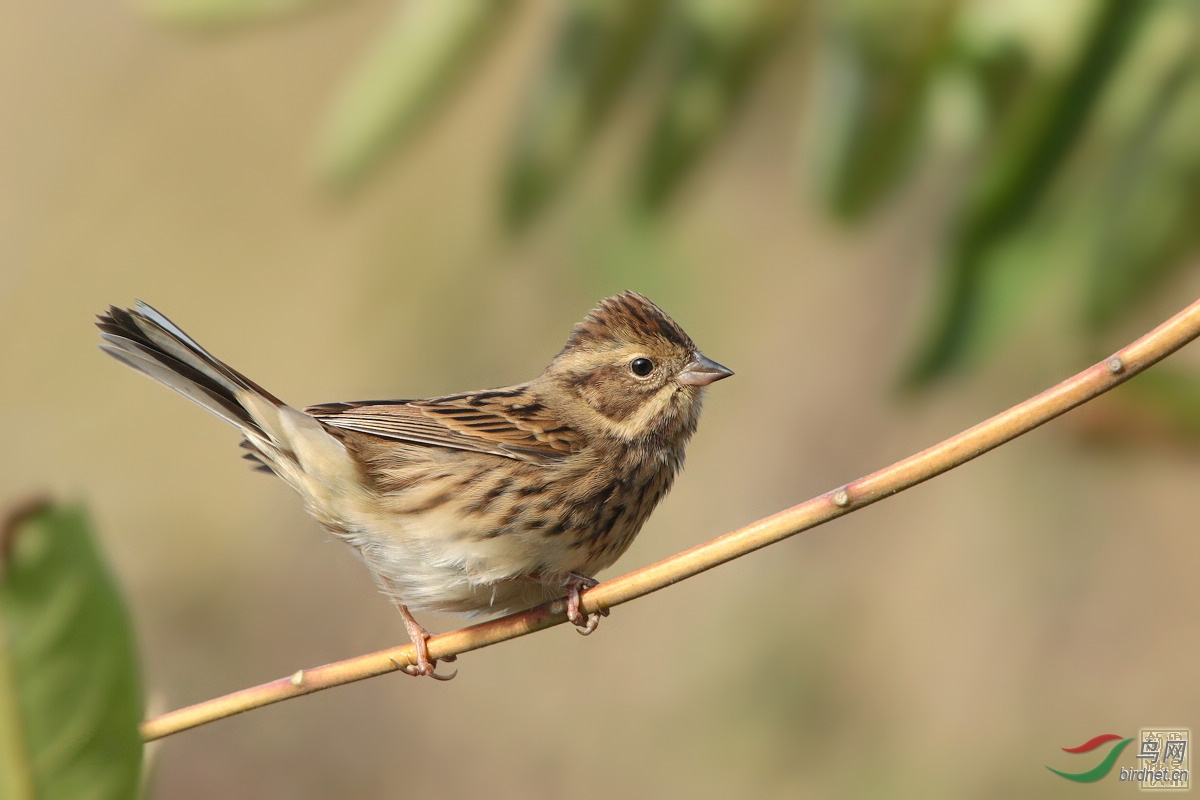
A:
334 442 683 614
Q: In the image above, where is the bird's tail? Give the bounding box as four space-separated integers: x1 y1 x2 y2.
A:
97 302 316 476
98 301 367 534
98 302 282 427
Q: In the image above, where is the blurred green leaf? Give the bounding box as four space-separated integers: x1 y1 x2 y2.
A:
1077 366 1200 446
140 0 333 29
316 0 516 186
1086 19 1200 330
0 501 143 800
960 38 1033 127
902 0 1153 387
810 0 960 221
636 0 802 211
1123 368 1200 441
503 0 667 229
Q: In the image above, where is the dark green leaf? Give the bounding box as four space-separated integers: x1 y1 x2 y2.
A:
316 0 517 187
1085 22 1200 330
902 0 1154 387
960 37 1034 127
503 0 668 229
635 0 801 211
809 0 961 220
1125 368 1200 440
1079 367 1200 446
0 501 143 800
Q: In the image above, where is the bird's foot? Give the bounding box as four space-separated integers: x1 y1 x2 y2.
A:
394 604 457 681
563 572 608 635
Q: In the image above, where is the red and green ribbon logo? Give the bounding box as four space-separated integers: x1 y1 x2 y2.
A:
1047 734 1135 782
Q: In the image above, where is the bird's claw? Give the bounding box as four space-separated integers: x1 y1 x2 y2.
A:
564 573 608 635
394 603 457 680
575 612 603 636
390 655 457 681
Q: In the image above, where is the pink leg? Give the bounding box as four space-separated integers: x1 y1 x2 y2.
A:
393 604 456 681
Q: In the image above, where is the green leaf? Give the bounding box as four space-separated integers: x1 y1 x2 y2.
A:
139 0 334 29
808 0 961 221
0 501 143 800
1085 18 1200 330
957 37 1033 128
1119 367 1200 442
503 0 668 230
901 0 1155 387
1080 367 1200 447
316 0 516 187
635 0 801 211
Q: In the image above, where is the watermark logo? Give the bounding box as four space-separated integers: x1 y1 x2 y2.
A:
1047 729 1189 790
1124 729 1191 791
1048 734 1134 783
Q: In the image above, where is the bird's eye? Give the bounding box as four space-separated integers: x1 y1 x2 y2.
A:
630 357 654 377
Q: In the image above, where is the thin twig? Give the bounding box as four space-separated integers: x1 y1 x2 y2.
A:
140 296 1200 742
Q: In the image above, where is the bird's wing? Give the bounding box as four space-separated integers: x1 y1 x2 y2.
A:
306 390 581 464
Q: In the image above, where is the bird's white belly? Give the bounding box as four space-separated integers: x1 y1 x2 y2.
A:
334 505 588 615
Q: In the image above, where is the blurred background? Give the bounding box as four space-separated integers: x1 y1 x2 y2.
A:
3 0 1200 796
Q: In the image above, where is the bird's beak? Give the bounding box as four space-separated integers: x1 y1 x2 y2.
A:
678 353 734 386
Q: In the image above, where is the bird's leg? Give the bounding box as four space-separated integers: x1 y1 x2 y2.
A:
563 572 608 635
369 569 456 680
391 604 457 681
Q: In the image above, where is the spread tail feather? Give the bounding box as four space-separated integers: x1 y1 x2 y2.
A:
96 302 283 438
99 302 364 522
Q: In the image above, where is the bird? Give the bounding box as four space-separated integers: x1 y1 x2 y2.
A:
96 292 732 678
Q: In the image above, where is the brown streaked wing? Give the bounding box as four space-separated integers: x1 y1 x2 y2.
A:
305 394 581 464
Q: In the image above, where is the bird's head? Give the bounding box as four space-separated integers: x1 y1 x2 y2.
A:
544 291 732 445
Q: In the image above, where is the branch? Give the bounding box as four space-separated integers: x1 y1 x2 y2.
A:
140 296 1200 742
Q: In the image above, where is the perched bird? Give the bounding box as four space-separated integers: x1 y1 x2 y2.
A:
96 292 732 678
